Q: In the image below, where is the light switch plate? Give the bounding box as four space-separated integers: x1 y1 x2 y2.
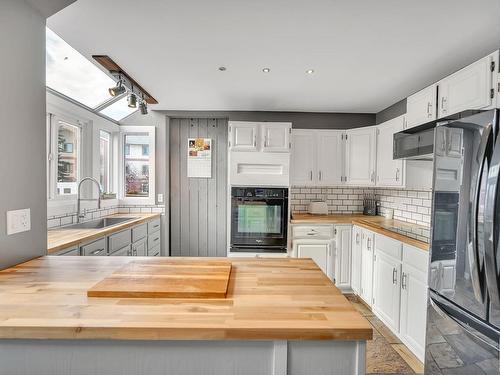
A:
157 194 164 203
6 208 31 235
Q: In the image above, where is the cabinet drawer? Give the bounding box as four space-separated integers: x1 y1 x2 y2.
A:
148 244 161 257
148 218 161 234
403 244 429 273
53 246 80 256
375 234 402 260
132 223 148 242
108 229 131 253
82 238 107 256
109 245 131 256
148 232 161 250
293 225 334 239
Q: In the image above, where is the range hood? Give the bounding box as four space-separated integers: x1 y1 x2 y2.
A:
393 110 482 160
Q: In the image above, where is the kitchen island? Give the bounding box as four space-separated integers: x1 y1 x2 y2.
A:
0 256 371 375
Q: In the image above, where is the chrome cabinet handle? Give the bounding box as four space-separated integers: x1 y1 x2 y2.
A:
392 268 398 285
253 136 256 147
319 171 322 181
90 249 105 255
427 102 433 117
264 135 268 147
356 233 360 244
367 237 371 250
310 171 313 181
396 168 400 181
401 272 407 290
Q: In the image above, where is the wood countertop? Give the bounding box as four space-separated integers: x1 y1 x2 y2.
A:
291 213 430 251
0 257 372 341
47 213 161 254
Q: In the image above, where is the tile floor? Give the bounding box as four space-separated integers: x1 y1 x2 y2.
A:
346 295 424 375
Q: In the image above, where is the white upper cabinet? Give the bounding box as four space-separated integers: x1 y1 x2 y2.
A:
316 130 344 185
406 84 438 129
291 130 316 185
438 52 498 118
261 122 291 152
376 115 405 187
229 122 258 151
229 121 291 152
345 127 376 186
291 129 343 186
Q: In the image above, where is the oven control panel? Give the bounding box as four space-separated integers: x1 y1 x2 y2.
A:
231 187 288 199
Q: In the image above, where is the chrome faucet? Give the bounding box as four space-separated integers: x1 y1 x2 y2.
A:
77 177 103 223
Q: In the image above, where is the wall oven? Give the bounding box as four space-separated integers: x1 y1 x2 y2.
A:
230 187 288 253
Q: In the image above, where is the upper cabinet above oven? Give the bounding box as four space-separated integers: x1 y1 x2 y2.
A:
229 121 291 153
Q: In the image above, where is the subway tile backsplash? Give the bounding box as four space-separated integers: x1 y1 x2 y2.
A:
291 186 432 228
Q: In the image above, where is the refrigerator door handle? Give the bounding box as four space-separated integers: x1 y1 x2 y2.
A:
484 126 500 306
430 291 500 350
469 122 493 304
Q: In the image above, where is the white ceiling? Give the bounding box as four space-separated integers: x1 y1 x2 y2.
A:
48 0 500 113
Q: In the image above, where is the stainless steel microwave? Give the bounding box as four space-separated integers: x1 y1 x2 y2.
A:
393 127 435 160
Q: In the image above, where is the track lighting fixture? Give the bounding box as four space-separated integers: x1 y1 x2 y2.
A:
127 93 137 108
139 101 148 115
108 77 126 97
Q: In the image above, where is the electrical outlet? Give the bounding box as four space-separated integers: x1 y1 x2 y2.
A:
157 194 164 203
6 208 31 235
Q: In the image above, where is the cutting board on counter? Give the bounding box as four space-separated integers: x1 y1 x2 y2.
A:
87 259 232 298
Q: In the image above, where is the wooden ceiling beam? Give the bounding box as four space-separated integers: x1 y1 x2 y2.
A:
93 55 158 105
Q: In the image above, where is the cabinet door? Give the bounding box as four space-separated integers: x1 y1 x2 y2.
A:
376 116 405 187
296 242 330 277
400 263 428 362
261 123 291 152
291 130 316 185
334 225 352 290
373 250 401 333
317 130 344 185
360 231 375 306
351 226 362 294
438 53 495 118
229 122 258 151
406 84 437 129
345 127 376 186
132 239 147 256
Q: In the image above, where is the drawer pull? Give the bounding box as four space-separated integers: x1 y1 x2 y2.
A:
90 249 105 255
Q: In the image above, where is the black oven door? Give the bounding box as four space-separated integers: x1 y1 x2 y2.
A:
230 196 288 252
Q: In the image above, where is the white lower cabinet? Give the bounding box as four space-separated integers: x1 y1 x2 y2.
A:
295 241 332 277
351 226 362 294
360 229 375 306
399 244 429 362
292 224 345 285
373 249 401 333
334 225 352 291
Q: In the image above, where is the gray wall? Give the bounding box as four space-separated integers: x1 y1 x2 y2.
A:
163 111 376 129
0 0 46 270
375 99 407 124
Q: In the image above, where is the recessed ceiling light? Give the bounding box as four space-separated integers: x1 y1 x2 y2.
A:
218 66 227 71
306 69 315 74
262 68 271 73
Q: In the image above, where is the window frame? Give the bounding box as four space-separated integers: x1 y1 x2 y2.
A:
47 111 85 201
99 130 112 193
119 126 156 205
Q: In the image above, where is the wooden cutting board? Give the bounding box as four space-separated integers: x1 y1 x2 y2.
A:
87 258 232 298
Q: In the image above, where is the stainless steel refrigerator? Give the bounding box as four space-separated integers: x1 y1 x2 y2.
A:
425 110 500 374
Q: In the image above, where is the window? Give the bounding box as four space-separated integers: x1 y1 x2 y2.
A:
99 130 111 193
99 96 138 121
120 126 155 204
56 121 80 196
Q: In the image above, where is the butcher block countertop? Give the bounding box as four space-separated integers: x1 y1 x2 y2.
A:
291 213 430 251
0 257 372 341
47 213 161 254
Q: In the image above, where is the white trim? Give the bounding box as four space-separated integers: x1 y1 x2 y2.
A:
119 126 156 205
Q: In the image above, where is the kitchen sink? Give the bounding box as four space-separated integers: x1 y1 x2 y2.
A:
61 217 137 230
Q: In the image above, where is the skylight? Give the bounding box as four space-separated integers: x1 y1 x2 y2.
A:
46 28 116 109
99 96 138 121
